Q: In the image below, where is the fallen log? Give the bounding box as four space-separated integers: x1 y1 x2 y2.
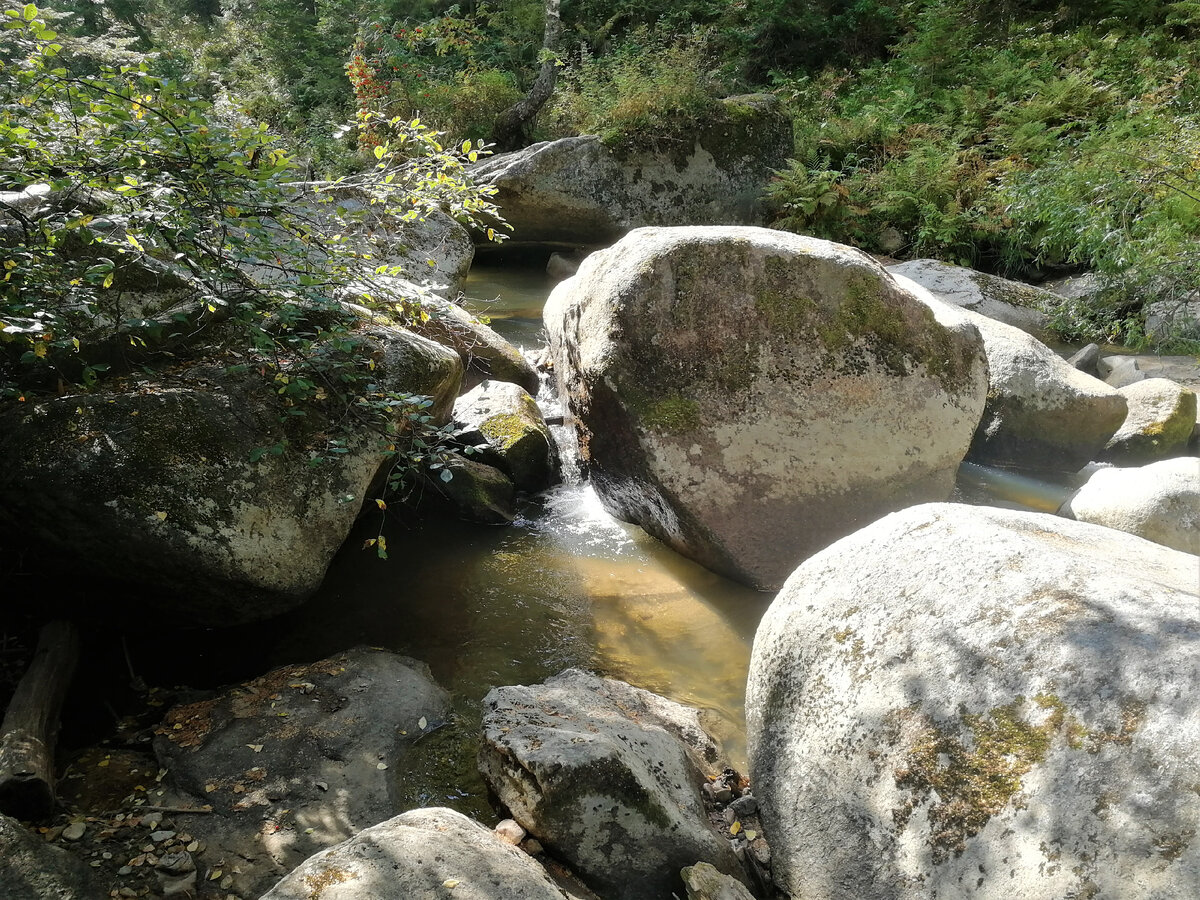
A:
0 620 79 820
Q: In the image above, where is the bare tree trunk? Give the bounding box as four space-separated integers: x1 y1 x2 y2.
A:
492 0 563 151
0 621 79 821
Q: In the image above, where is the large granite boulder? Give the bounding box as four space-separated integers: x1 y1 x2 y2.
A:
747 503 1200 900
894 273 1127 474
261 807 583 900
0 814 99 900
1099 377 1197 464
545 226 988 589
0 326 461 625
479 669 747 900
153 648 452 898
1060 457 1200 554
887 258 1054 339
472 95 791 247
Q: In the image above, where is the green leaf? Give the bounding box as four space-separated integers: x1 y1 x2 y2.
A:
22 4 37 22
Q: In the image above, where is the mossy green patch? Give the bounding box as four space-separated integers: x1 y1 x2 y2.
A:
639 393 702 434
480 412 537 450
890 697 1066 862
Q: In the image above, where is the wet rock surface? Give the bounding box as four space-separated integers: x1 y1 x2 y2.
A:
454 379 558 491
747 502 1200 900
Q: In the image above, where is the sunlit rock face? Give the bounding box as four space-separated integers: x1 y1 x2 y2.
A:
545 226 988 590
747 502 1200 900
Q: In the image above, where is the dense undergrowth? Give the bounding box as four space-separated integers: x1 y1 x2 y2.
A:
10 1 1200 349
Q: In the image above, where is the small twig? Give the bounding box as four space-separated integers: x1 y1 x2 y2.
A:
127 804 214 815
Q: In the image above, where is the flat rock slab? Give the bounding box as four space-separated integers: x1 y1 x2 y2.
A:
261 807 583 900
747 503 1200 900
546 227 988 589
153 648 451 898
479 669 746 900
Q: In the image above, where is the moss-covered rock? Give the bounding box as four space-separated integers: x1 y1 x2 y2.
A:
545 226 988 590
1099 377 1197 464
422 453 516 524
747 503 1200 900
470 96 791 248
0 326 461 625
453 380 558 492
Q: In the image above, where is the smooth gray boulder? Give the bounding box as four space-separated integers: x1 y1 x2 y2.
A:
0 814 98 900
1099 353 1146 388
887 258 1054 339
0 326 461 625
895 273 1127 474
479 669 747 900
747 503 1200 900
260 807 582 900
1060 457 1200 554
472 95 791 247
1099 377 1197 463
546 226 988 590
454 380 558 491
411 296 540 394
154 648 451 898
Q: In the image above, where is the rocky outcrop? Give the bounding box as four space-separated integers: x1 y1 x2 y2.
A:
887 258 1054 339
0 326 461 625
411 296 540 394
472 95 791 247
1060 458 1200 554
0 814 99 900
546 226 988 589
681 862 757 900
479 669 747 900
260 807 583 900
747 503 1200 900
894 273 1127 474
454 380 558 491
1099 377 1197 463
153 648 451 898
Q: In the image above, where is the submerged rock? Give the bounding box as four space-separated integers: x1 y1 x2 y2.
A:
260 807 583 900
479 669 748 900
546 226 987 589
472 95 791 247
895 273 1127 474
747 503 1200 900
0 327 461 625
153 648 451 898
1060 457 1200 554
1099 377 1197 463
454 380 558 491
887 258 1054 339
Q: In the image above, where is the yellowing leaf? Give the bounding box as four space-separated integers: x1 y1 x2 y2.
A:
126 233 143 252
443 879 459 889
730 821 742 835
746 829 758 841
247 744 263 753
374 145 386 160
418 717 427 730
154 511 167 521
375 499 387 510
